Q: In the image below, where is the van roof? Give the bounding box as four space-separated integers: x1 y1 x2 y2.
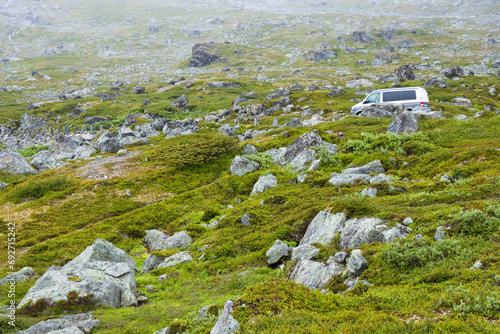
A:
371 87 425 93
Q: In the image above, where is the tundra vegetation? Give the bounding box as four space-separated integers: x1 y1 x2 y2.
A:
0 0 499 333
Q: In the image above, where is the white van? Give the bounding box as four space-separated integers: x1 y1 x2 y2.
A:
350 87 429 115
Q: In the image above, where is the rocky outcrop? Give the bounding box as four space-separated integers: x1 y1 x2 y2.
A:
339 217 385 249
30 150 68 172
289 259 344 290
387 111 419 135
266 240 289 265
394 65 416 81
0 151 38 174
15 312 100 334
190 43 220 67
210 300 239 334
0 267 37 285
143 230 193 252
230 156 260 176
352 31 373 43
299 211 346 247
250 174 278 195
18 239 138 309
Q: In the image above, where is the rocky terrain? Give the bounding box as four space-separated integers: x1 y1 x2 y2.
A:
0 0 500 333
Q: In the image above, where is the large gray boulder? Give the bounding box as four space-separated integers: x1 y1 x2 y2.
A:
394 65 416 81
140 254 165 274
95 131 121 153
352 31 373 43
210 300 240 334
329 160 385 186
242 144 258 155
250 174 278 195
15 312 100 334
452 97 473 108
339 217 385 249
283 131 337 164
288 148 317 172
387 111 419 135
157 251 193 269
30 150 67 172
440 66 464 78
230 156 259 176
289 259 344 290
0 267 36 285
73 145 96 160
266 240 289 265
382 223 411 242
291 245 320 261
0 151 38 174
144 230 193 251
170 94 189 108
353 104 403 118
18 239 138 309
49 135 78 160
190 43 220 68
299 211 346 246
346 250 369 277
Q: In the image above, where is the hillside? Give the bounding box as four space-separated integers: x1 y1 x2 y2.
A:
0 0 500 333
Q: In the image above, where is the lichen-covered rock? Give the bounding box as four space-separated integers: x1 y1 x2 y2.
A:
30 150 67 172
250 174 278 195
299 211 346 246
387 111 419 135
170 94 189 108
340 217 385 249
140 254 165 274
144 230 193 251
289 259 344 290
346 249 369 277
440 66 464 78
190 42 220 67
230 156 260 176
266 240 289 265
157 251 193 269
291 245 320 261
452 97 473 108
0 151 38 175
15 312 100 334
0 267 37 286
283 130 337 164
49 135 78 160
18 239 138 309
394 65 416 81
210 300 239 334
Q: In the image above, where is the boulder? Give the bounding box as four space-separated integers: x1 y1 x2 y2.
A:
73 145 96 160
299 211 346 246
190 43 220 67
0 267 37 286
387 111 419 135
230 156 259 176
242 144 258 155
284 118 303 127
210 300 239 334
15 312 100 334
382 223 411 242
328 173 373 186
289 259 344 290
207 81 241 89
140 254 165 274
49 135 79 160
288 148 317 172
346 250 368 277
291 245 320 261
339 217 385 249
144 230 193 251
440 66 464 78
266 88 290 102
0 151 37 174
424 78 448 88
361 187 377 198
266 240 289 265
331 251 348 264
250 174 278 195
352 31 374 43
157 251 193 269
452 97 473 108
218 124 236 137
394 65 416 81
133 87 146 94
170 94 189 108
355 104 402 118
283 131 337 164
341 160 385 175
346 79 373 88
18 239 138 309
30 150 67 172
307 49 336 61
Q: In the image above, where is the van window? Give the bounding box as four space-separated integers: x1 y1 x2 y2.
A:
383 90 416 102
364 92 380 104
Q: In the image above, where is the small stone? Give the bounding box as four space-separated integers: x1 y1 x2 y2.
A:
441 174 452 182
241 213 253 226
361 187 377 198
332 251 348 264
434 226 447 241
137 296 149 304
402 217 413 226
470 260 482 270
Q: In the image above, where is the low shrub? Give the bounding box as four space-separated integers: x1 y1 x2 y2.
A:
450 206 500 240
4 176 76 203
18 144 49 157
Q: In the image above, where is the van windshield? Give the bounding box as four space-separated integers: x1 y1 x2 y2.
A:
364 92 380 104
